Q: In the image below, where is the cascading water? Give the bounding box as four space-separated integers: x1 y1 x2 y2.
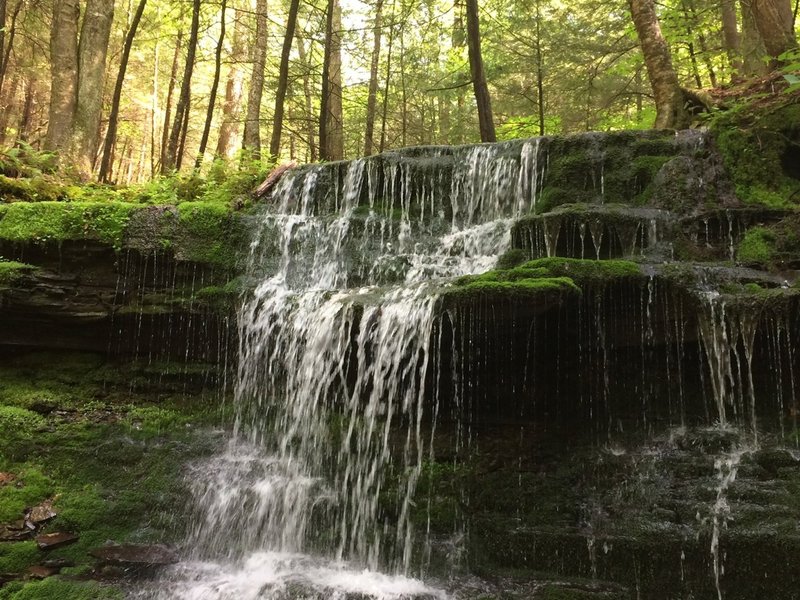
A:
139 142 545 599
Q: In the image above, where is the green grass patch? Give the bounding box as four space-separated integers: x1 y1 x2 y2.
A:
0 261 35 285
738 227 777 265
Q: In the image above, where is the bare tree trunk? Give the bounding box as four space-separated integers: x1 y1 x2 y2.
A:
162 0 200 173
215 4 244 159
535 0 545 136
99 0 147 182
176 96 190 170
629 0 691 129
0 0 23 97
196 0 227 169
17 76 35 143
751 0 797 59
721 0 743 73
686 0 718 86
364 0 383 156
0 0 6 90
320 0 343 161
161 29 184 167
399 24 406 147
269 0 300 159
0 74 18 147
150 5 160 177
243 0 268 159
44 0 79 154
740 0 770 75
379 0 396 152
464 0 495 142
73 0 115 178
295 31 316 162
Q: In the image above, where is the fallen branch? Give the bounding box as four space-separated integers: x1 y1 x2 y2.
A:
253 161 298 200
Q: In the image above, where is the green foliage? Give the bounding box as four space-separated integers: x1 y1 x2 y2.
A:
0 201 141 249
0 175 64 203
0 578 122 600
0 261 35 285
0 406 45 441
0 467 52 523
738 227 777 264
0 143 59 179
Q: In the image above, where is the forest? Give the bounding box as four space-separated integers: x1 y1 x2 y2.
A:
0 0 796 185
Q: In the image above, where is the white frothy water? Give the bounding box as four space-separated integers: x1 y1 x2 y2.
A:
140 143 545 599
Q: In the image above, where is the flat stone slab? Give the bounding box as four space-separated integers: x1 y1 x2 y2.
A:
89 544 179 567
25 499 56 526
27 565 59 579
35 532 79 550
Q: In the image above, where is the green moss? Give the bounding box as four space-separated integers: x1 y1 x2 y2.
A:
0 201 141 249
738 227 777 264
0 406 45 441
522 258 642 281
0 175 64 203
711 102 800 208
0 467 52 523
0 261 35 285
171 202 243 268
0 578 122 600
496 248 528 270
0 542 40 574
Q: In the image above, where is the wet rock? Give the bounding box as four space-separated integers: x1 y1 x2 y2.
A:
25 499 56 527
0 527 32 542
752 448 799 475
35 532 79 550
89 544 179 567
27 565 59 579
40 558 75 569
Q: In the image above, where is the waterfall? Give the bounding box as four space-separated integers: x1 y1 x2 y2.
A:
139 142 545 599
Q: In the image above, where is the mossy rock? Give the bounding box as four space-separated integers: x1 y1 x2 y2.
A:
0 202 141 249
0 578 123 599
0 261 35 285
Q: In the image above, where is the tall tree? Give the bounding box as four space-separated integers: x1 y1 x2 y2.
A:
99 0 147 182
363 0 384 156
629 0 690 129
196 0 227 169
741 0 770 75
161 28 184 166
0 0 6 89
296 27 316 161
44 0 79 154
162 0 200 173
751 0 798 59
215 4 245 159
73 0 115 177
722 0 743 73
319 0 344 161
243 0 268 158
269 0 301 159
464 0 495 142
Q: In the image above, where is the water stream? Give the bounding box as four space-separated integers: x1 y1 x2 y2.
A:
139 143 545 599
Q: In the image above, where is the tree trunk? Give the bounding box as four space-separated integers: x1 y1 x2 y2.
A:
243 0 268 159
17 76 36 143
721 0 743 73
296 31 316 162
0 0 6 89
161 29 184 167
464 0 496 142
740 0 770 75
629 0 691 130
320 0 344 161
196 0 227 169
0 74 18 147
162 0 199 173
535 0 545 136
73 0 115 178
379 0 396 152
751 0 797 59
98 0 147 182
215 5 244 159
364 0 383 156
269 0 300 159
44 0 79 154
0 0 23 96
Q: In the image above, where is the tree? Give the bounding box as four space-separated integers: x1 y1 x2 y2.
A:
269 0 301 159
73 0 115 177
721 0 743 73
243 0 268 158
99 0 147 182
364 0 384 156
741 0 770 75
197 0 227 169
320 0 344 161
216 4 245 159
162 0 200 173
44 0 79 154
751 0 797 59
629 0 690 129
464 0 496 142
